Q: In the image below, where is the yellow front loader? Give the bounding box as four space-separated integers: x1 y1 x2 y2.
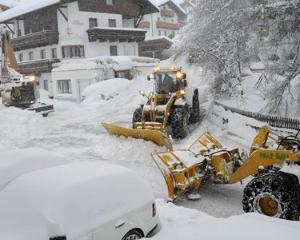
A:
102 67 201 150
152 125 300 220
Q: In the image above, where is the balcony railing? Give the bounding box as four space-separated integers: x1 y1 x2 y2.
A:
11 31 59 51
87 27 146 43
161 9 175 17
18 59 60 75
156 21 180 30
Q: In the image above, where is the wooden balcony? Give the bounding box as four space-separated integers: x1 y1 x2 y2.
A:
87 28 146 43
18 59 60 75
161 9 175 17
156 21 180 30
11 31 59 51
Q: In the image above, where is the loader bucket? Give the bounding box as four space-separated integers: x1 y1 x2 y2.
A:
102 122 173 150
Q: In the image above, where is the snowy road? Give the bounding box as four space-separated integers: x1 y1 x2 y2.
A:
0 75 262 218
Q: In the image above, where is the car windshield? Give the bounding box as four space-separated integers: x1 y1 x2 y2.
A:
155 73 177 94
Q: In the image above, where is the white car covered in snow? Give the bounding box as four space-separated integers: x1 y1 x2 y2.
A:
0 149 158 240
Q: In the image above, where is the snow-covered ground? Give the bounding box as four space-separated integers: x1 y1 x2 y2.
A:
155 199 300 240
0 69 299 238
0 71 250 217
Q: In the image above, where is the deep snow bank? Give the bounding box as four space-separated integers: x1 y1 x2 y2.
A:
154 200 300 240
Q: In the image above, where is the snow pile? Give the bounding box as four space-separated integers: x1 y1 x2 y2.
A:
0 161 154 240
154 200 300 240
81 78 131 104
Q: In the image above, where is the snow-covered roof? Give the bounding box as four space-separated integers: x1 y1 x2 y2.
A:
0 0 19 8
52 56 159 72
91 27 147 32
0 0 159 23
0 162 153 240
145 36 174 43
0 0 60 23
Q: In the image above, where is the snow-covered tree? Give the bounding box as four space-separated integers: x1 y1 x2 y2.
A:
255 1 300 116
175 0 300 116
175 0 255 94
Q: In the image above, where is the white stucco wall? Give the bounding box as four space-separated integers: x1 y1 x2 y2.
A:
51 68 105 102
57 1 138 58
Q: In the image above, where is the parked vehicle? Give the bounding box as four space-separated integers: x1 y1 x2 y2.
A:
0 150 158 240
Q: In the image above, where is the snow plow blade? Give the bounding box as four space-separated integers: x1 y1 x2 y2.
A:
27 104 54 117
102 122 173 150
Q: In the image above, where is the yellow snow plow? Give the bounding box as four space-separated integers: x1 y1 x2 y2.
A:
152 125 300 220
102 122 173 150
102 66 201 149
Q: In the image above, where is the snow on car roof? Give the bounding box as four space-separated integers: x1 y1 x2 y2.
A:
0 148 69 191
0 162 154 240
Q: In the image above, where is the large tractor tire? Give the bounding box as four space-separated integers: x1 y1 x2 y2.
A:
132 107 143 126
189 89 200 124
170 107 189 139
243 171 300 220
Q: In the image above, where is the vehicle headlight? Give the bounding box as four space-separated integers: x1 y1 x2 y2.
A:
176 71 183 79
29 75 35 81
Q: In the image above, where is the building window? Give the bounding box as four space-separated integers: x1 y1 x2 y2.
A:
89 18 98 28
29 51 34 61
106 0 113 5
25 27 32 35
17 29 22 37
40 49 46 59
19 53 23 62
62 46 85 59
108 19 117 28
57 80 72 94
44 79 49 91
52 48 57 58
110 45 118 56
158 30 161 36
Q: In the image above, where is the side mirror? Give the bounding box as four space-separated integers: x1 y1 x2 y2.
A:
183 80 188 87
182 73 187 80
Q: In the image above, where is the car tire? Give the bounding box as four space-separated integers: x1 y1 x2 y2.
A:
122 229 144 240
243 171 300 220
